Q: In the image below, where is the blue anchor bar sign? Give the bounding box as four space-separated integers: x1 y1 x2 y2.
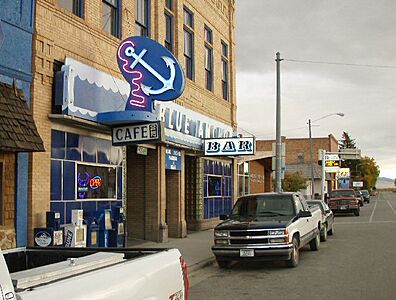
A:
117 36 185 112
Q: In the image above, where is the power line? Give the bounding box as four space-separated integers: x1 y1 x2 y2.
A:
283 58 396 70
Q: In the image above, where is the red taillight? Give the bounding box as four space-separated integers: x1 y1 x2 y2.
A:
180 256 189 300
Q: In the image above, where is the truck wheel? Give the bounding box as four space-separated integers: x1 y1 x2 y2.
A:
217 260 231 269
286 237 299 268
328 224 334 236
354 209 360 216
320 224 328 242
310 233 320 251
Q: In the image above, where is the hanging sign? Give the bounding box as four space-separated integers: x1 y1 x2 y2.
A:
112 121 163 146
204 137 255 156
165 148 182 171
117 36 185 112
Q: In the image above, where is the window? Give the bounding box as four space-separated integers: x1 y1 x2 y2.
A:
165 0 172 10
183 7 194 80
136 0 149 36
208 176 222 197
204 26 213 91
164 1 174 52
221 41 229 100
0 162 3 225
238 162 250 197
59 0 83 17
102 0 119 37
77 164 117 200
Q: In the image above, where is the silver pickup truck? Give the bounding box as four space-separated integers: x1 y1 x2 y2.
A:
212 192 322 268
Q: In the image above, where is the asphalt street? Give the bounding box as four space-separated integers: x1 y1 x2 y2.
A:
189 191 396 300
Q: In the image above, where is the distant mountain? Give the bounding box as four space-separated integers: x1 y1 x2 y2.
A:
376 177 395 189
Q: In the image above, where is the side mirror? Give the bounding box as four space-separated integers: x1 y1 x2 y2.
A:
219 214 228 220
325 210 331 214
298 211 312 218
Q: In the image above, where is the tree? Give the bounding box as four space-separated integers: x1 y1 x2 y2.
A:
339 131 356 149
282 172 308 192
355 156 380 190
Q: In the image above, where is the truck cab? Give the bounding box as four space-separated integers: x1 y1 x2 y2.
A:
328 189 360 216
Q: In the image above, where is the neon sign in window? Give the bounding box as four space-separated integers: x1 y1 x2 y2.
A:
77 164 116 199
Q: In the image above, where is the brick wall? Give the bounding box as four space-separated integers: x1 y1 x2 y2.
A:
256 135 339 165
249 160 265 194
31 0 236 242
0 152 16 249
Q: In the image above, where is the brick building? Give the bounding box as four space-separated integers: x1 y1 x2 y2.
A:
0 1 44 250
30 0 237 244
257 135 339 197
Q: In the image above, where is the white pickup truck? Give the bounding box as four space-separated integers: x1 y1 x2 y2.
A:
212 192 322 268
0 247 189 300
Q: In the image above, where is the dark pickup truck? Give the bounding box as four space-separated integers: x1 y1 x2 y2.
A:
328 189 360 216
211 192 322 268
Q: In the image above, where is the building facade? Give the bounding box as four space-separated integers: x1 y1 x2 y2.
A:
0 1 45 249
30 0 237 244
257 135 339 197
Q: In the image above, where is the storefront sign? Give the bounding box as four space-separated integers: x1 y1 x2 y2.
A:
165 148 182 171
353 181 364 187
204 137 255 156
34 230 52 247
137 146 148 156
112 122 162 146
117 36 185 112
325 160 340 173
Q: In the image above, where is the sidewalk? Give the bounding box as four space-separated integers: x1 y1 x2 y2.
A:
127 229 215 273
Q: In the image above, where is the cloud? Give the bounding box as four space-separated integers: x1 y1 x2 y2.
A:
235 0 396 179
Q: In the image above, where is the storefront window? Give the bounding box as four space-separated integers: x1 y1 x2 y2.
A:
238 162 250 197
203 160 233 219
50 130 123 225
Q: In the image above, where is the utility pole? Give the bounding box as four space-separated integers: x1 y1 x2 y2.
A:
275 52 283 192
308 119 314 198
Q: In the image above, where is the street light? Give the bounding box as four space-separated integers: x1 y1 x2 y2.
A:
308 112 344 199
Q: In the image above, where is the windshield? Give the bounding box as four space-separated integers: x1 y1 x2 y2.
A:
330 190 355 197
230 195 295 220
361 190 369 196
307 201 324 213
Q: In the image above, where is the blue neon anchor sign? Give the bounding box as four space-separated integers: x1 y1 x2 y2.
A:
117 36 185 112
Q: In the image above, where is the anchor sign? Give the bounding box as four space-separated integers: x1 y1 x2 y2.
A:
117 36 185 112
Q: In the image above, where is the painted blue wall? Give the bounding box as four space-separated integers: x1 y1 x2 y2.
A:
0 0 35 247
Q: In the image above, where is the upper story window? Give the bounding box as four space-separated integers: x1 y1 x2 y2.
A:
221 40 229 101
136 0 149 37
204 26 213 91
183 7 194 80
102 0 120 37
164 0 174 52
165 0 172 10
59 0 84 17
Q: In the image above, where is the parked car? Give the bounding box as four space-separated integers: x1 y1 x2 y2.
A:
307 200 334 241
355 190 365 206
361 190 370 203
328 189 360 216
212 192 322 268
1 247 189 300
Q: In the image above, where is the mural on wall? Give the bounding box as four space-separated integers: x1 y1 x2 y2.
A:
117 36 185 112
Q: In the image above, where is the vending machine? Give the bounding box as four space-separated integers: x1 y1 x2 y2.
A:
108 206 126 247
64 210 87 248
95 209 113 247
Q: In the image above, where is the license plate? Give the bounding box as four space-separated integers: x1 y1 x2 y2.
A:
240 249 254 257
340 205 347 210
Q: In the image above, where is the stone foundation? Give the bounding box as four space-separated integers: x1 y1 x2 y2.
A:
0 228 16 250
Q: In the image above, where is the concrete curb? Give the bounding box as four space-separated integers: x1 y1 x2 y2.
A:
188 256 216 274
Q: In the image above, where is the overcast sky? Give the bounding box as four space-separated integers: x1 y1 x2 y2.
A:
235 0 396 179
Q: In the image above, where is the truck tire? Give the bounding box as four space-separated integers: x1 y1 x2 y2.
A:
328 224 334 236
354 209 360 216
310 232 320 251
217 260 231 269
286 236 299 268
320 224 328 242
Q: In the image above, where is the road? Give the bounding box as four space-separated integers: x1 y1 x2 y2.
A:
189 191 396 300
